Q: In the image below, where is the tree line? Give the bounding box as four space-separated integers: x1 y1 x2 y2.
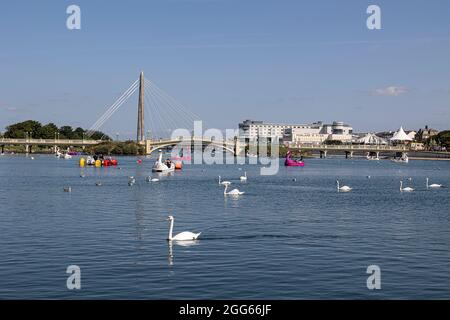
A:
1 120 110 141
429 131 450 149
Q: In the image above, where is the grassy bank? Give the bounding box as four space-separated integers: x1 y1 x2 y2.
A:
86 141 145 155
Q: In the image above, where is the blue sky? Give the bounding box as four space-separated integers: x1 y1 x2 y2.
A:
1 0 450 138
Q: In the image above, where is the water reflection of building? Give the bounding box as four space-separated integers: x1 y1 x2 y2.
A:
238 119 353 145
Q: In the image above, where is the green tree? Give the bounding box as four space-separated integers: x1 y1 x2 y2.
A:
5 120 42 138
72 127 85 140
110 145 124 155
37 123 58 139
91 143 111 155
122 141 139 155
434 131 450 148
59 126 74 139
90 131 111 141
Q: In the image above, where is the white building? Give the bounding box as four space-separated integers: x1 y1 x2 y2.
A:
238 120 353 144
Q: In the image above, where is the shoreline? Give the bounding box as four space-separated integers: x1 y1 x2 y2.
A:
2 152 450 162
409 157 450 161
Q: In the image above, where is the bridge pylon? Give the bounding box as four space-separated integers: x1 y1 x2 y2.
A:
137 71 145 143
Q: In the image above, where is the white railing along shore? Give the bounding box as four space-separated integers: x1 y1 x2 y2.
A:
0 138 102 145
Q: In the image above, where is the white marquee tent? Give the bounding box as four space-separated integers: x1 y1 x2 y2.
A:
357 133 387 145
391 126 413 142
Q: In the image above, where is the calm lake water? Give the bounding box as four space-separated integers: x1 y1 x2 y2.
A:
1 154 450 299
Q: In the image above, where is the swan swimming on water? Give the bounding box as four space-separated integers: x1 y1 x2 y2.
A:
218 176 231 185
400 181 414 192
240 171 248 182
336 180 352 192
223 181 245 196
426 178 443 189
147 176 160 182
167 215 201 241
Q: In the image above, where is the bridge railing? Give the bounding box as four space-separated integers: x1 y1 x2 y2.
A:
0 138 103 145
290 144 409 151
147 137 235 145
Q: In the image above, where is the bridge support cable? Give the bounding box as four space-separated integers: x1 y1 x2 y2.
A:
143 78 201 139
88 79 139 136
144 81 187 136
145 82 195 132
87 79 139 137
145 78 200 125
143 85 157 140
143 84 173 139
84 74 203 141
144 83 184 139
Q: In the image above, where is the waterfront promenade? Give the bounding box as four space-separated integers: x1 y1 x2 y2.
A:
0 138 103 153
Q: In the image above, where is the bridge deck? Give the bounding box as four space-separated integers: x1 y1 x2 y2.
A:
0 138 103 146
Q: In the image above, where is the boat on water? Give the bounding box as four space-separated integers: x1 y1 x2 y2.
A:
366 152 380 161
81 155 118 167
86 156 96 166
55 148 72 159
152 150 175 173
285 150 305 167
392 152 409 164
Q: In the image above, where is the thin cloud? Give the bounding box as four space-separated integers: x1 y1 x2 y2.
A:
372 86 409 97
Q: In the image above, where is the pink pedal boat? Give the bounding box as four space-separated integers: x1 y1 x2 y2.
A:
285 151 305 167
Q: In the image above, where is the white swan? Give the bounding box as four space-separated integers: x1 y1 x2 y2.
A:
218 175 231 185
400 181 414 192
223 182 245 196
147 176 160 182
336 180 352 192
167 216 201 241
426 178 443 189
240 171 248 182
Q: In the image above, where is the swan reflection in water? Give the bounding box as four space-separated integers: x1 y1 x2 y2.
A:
168 240 200 266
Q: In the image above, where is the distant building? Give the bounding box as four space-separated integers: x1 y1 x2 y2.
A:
416 125 439 141
238 120 288 142
238 120 353 144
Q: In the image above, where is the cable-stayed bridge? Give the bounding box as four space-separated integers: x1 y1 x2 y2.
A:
86 72 242 155
1 72 417 157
